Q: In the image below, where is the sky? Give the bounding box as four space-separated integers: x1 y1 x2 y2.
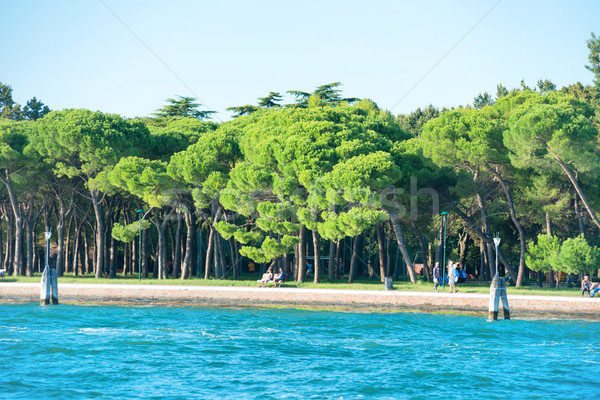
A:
1 0 599 121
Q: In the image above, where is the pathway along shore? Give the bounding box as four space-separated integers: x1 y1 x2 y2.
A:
1 283 599 319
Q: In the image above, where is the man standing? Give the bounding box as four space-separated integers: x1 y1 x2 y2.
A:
433 262 440 292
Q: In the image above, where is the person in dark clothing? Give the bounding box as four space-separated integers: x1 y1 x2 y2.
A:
582 275 591 296
433 262 440 293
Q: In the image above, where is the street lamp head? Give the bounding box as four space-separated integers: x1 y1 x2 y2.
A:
441 211 450 216
44 231 52 240
493 237 501 247
136 209 144 214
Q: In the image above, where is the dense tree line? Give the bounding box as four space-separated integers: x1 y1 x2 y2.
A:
1 35 600 287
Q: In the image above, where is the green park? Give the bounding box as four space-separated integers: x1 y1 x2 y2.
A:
1 34 600 299
3 4 600 399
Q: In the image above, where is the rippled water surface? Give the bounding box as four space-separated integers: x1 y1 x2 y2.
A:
1 304 599 399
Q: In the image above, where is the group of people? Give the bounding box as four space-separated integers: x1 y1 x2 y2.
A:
433 261 465 293
581 275 600 297
257 267 286 287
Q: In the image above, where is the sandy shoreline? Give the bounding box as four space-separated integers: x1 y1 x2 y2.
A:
1 282 599 319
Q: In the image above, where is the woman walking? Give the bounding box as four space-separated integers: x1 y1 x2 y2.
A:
448 261 458 293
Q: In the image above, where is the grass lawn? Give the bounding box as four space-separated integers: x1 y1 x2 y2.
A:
2 273 588 297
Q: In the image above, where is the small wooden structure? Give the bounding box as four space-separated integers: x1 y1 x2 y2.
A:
488 275 510 320
40 266 58 305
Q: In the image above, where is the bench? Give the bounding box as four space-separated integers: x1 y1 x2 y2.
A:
265 274 287 287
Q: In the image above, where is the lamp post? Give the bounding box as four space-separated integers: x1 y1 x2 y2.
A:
441 211 450 287
136 209 144 281
493 235 501 276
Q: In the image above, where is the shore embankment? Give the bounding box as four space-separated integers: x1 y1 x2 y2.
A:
1 282 598 319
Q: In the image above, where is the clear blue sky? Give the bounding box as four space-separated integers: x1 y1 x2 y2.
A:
2 0 599 121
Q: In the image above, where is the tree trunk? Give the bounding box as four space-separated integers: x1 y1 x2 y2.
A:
442 196 519 281
409 218 429 281
545 211 554 286
204 226 215 279
475 191 497 278
231 237 240 279
203 205 223 279
480 240 486 280
109 234 116 277
0 171 24 276
574 195 585 235
73 210 90 275
385 209 417 284
158 218 168 279
296 225 306 282
217 234 227 279
152 208 176 280
387 235 393 277
2 211 12 272
130 234 136 277
328 240 336 281
24 198 45 277
434 223 443 267
125 238 131 276
376 224 386 281
312 230 321 284
54 194 73 277
335 239 342 279
348 234 361 284
181 211 195 280
458 228 468 270
173 213 183 279
72 223 80 276
554 155 600 231
83 230 91 274
367 251 375 279
0 218 3 272
213 233 220 278
484 163 527 286
25 221 35 277
196 223 203 278
91 189 105 279
64 212 74 274
142 228 148 278
56 217 66 276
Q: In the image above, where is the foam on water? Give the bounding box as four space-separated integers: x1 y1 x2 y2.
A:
0 304 599 399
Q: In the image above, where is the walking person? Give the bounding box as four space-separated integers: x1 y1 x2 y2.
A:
448 261 458 293
433 262 440 292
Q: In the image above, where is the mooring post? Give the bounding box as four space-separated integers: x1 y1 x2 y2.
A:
488 274 500 320
488 275 510 320
499 277 510 319
40 230 58 305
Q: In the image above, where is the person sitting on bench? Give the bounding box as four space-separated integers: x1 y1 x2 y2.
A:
257 268 273 287
273 268 286 286
582 275 591 296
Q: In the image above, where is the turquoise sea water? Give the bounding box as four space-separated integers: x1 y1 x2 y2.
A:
1 304 599 399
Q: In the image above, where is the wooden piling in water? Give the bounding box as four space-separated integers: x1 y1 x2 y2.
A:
40 267 58 305
488 275 510 320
